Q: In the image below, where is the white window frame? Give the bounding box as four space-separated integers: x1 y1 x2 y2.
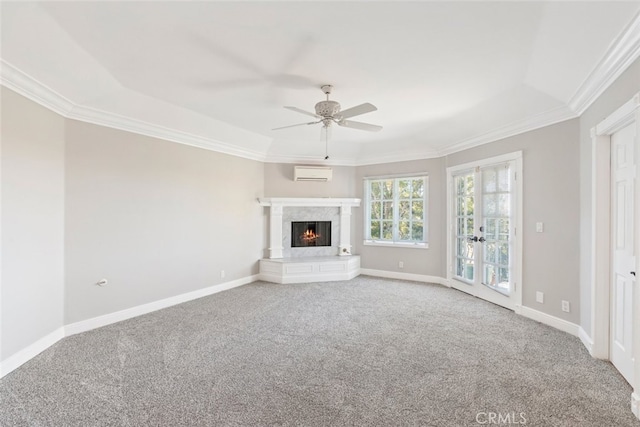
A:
363 174 429 249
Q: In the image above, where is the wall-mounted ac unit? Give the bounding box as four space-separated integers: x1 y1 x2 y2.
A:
294 166 333 182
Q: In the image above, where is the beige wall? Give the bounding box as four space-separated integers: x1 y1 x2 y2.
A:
64 120 265 324
446 119 581 322
1 87 65 360
578 57 640 336
355 158 447 277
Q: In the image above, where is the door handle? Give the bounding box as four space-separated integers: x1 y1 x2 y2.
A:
478 237 486 243
467 235 478 242
631 271 636 276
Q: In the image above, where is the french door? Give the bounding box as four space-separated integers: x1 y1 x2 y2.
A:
447 153 522 311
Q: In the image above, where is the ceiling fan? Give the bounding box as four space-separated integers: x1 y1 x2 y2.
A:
273 85 383 134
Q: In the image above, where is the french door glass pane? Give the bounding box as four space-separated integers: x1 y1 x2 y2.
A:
454 172 475 282
480 164 511 295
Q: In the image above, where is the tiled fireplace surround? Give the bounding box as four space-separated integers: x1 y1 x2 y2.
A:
258 198 361 283
284 207 339 257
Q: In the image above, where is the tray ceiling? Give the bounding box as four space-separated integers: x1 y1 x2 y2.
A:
1 2 639 165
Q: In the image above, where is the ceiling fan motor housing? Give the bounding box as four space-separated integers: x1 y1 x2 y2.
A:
315 100 341 118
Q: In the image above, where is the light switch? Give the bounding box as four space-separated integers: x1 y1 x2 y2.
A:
536 222 544 233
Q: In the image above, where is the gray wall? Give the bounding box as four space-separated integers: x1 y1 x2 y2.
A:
446 119 581 323
64 120 265 324
354 158 446 277
578 57 640 336
1 87 65 360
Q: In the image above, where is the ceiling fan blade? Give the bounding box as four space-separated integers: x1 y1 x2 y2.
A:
338 102 377 119
338 120 383 132
284 106 321 119
272 121 319 131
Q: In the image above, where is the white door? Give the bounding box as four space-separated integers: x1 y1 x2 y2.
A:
611 123 636 385
449 158 520 310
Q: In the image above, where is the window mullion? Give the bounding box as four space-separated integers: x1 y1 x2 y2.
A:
365 181 371 240
393 179 399 242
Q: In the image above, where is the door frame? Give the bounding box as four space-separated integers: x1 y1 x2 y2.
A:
446 151 523 313
590 92 640 417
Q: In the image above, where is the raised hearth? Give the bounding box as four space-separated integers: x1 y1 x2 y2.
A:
259 256 360 284
258 198 361 283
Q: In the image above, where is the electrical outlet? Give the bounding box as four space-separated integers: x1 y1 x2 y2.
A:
536 222 544 233
399 261 404 269
536 291 544 304
220 270 226 279
562 300 570 313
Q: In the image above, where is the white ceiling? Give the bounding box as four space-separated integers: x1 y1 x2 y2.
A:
1 1 639 165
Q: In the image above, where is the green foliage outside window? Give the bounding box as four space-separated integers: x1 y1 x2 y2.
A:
366 176 427 244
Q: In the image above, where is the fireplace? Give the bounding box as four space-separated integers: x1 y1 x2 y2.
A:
291 221 331 247
258 198 360 258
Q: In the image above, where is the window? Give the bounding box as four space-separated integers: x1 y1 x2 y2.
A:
364 175 428 247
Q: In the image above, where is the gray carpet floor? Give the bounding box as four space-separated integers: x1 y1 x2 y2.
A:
0 276 638 426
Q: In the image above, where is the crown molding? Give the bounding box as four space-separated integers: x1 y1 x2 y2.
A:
263 147 442 166
0 60 75 116
354 148 441 166
66 104 268 162
263 153 359 166
569 11 640 115
1 59 268 163
437 105 578 157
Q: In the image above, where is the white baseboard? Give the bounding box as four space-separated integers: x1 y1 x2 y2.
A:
578 327 594 355
632 392 640 420
519 306 580 337
0 327 65 378
1 275 257 379
361 270 580 338
65 275 258 336
360 268 450 287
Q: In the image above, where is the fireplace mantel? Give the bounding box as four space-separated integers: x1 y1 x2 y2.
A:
258 197 361 259
258 198 361 208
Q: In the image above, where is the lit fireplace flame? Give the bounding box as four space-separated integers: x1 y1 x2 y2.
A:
301 229 320 242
